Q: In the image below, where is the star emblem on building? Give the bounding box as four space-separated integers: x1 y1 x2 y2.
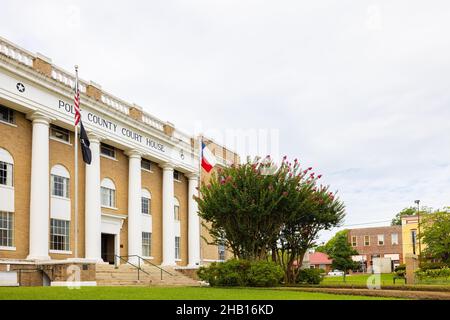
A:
16 82 25 93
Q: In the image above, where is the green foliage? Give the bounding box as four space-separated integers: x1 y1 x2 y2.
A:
247 260 284 287
196 156 345 285
197 259 283 287
415 267 450 280
391 207 417 226
420 211 450 264
317 230 349 255
394 264 406 278
325 230 358 279
419 261 447 271
296 268 324 285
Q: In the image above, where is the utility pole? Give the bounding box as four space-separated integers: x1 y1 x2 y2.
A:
414 200 421 257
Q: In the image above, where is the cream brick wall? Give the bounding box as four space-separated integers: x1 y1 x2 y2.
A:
141 163 163 264
0 111 32 260
49 130 86 259
100 149 129 257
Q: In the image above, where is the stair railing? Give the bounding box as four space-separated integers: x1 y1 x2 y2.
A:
114 255 151 281
115 255 173 280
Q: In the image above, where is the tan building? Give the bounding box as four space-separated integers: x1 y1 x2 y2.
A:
0 36 238 273
348 225 403 272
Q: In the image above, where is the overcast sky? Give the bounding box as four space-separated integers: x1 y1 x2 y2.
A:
2 0 449 243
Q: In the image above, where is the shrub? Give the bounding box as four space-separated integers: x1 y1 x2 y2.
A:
419 261 447 271
415 267 450 280
198 259 283 287
394 264 406 278
296 268 324 285
247 260 284 287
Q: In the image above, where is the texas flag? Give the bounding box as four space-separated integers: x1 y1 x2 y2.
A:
201 142 216 173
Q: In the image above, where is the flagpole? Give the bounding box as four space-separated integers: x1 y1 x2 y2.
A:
74 65 79 259
198 134 203 265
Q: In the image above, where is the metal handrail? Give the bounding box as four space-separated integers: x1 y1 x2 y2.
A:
116 255 173 280
114 255 151 281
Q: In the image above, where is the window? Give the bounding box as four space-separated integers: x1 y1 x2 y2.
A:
411 230 417 255
100 143 116 158
175 236 181 259
391 233 399 245
0 105 14 124
0 161 13 186
377 234 384 246
142 232 151 257
173 170 181 181
218 243 226 261
174 198 180 221
364 235 370 246
0 212 14 247
141 189 151 215
50 125 70 143
50 219 70 251
141 159 152 171
351 236 357 247
101 178 116 208
51 175 70 198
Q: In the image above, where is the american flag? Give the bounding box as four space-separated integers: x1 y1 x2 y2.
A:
74 68 81 126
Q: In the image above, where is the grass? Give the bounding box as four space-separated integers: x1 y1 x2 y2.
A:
0 286 398 300
322 273 450 287
322 273 401 286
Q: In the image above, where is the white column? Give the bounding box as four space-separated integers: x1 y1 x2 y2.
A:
160 162 175 266
126 149 142 265
85 133 102 261
187 173 201 267
27 113 51 260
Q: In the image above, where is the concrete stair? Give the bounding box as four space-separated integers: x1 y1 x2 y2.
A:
95 263 200 287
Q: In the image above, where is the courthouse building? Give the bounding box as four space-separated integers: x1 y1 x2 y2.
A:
0 36 238 269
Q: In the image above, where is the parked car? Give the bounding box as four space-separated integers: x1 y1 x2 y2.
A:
327 269 345 276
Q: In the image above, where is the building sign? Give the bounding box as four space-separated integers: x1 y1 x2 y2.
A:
58 99 166 153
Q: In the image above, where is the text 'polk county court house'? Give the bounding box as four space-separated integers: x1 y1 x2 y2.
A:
0 37 238 285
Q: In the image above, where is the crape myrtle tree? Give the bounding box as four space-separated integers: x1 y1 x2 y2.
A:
195 155 345 284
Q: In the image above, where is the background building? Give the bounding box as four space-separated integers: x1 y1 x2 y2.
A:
347 225 403 272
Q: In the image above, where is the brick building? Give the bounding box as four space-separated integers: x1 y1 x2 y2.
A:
347 225 403 272
0 36 238 281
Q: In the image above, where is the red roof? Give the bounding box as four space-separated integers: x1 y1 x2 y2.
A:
309 252 332 265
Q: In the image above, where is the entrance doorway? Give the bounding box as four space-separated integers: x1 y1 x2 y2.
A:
101 233 115 264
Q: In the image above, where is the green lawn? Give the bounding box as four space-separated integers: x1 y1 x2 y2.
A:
322 273 401 286
322 273 450 286
0 286 396 300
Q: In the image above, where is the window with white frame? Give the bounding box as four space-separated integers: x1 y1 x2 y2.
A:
101 178 116 208
100 143 116 159
50 219 70 251
391 233 399 245
218 243 226 261
142 232 151 257
377 234 384 246
174 197 180 221
51 165 70 198
364 235 370 246
351 236 357 247
0 105 14 124
0 212 14 247
175 236 181 259
0 148 14 187
141 189 151 215
50 125 70 143
141 158 152 171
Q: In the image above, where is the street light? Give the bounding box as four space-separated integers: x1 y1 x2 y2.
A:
414 200 421 256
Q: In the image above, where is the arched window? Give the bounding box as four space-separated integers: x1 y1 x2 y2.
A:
174 197 180 221
101 178 116 208
0 148 14 187
141 189 151 215
50 164 70 198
